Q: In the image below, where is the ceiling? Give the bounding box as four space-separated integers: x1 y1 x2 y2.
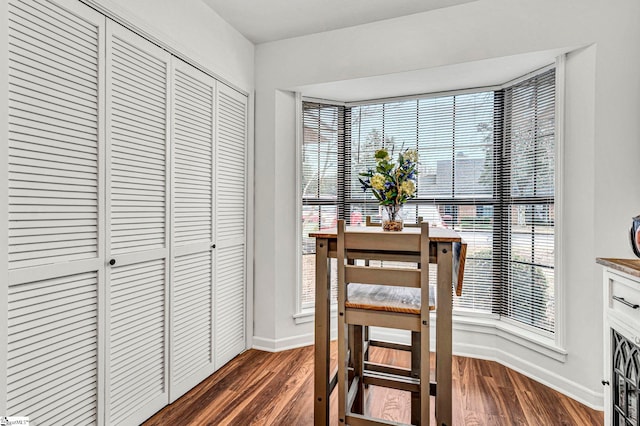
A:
200 0 477 44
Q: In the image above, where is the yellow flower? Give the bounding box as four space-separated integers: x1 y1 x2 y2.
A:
371 174 386 190
401 180 416 196
404 149 418 163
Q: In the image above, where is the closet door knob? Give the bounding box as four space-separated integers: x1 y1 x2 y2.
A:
212 244 216 249
109 259 116 266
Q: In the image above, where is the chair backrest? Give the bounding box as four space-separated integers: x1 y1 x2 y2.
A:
337 220 430 313
365 216 466 298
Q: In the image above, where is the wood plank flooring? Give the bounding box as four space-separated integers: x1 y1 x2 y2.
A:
144 344 603 425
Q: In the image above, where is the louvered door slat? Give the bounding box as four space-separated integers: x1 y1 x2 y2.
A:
111 327 164 365
175 80 213 105
21 0 97 36
10 155 97 175
174 134 212 152
174 103 211 123
11 159 97 177
11 89 97 123
111 156 164 174
9 346 96 399
111 137 165 159
9 8 98 59
111 38 167 78
10 75 97 108
18 132 95 155
111 67 165 102
111 99 165 127
10 41 98 87
175 282 210 306
9 318 95 362
10 86 97 120
9 25 98 72
214 84 247 368
111 44 166 81
111 85 165 112
111 44 164 77
9 50 97 94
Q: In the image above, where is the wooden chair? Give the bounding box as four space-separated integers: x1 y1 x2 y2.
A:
337 219 433 425
360 215 425 371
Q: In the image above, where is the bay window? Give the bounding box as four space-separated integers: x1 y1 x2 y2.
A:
300 68 557 335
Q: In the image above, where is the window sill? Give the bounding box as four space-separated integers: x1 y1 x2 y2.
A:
293 305 336 325
293 307 567 362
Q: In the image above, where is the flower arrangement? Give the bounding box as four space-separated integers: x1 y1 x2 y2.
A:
359 147 419 231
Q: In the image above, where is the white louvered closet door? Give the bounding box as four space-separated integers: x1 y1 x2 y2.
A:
105 21 171 426
169 58 216 402
214 84 248 368
6 0 105 424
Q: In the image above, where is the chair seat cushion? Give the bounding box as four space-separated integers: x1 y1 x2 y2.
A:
345 284 435 314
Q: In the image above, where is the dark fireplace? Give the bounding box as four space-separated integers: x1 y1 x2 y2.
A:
613 329 640 425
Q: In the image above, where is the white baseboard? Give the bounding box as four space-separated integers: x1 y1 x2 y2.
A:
252 333 314 352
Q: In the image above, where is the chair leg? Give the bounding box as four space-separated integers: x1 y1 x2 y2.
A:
363 325 370 390
420 320 430 425
411 392 421 426
352 325 364 415
364 325 369 361
411 331 420 425
337 313 349 424
348 325 355 382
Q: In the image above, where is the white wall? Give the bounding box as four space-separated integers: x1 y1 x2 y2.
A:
92 0 254 92
253 0 640 408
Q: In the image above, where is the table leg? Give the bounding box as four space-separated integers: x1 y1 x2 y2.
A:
436 242 453 426
314 237 330 426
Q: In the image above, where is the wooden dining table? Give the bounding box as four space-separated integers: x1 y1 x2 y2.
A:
310 225 466 426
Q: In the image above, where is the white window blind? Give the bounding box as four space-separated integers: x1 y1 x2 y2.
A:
300 68 556 334
500 69 556 333
348 92 497 314
301 103 342 307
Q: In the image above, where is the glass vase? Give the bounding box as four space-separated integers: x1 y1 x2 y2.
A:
381 204 404 231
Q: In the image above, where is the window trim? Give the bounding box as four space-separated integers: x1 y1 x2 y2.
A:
553 54 566 350
295 57 566 355
295 91 304 315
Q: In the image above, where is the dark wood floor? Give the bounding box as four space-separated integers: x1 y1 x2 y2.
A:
144 344 603 425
